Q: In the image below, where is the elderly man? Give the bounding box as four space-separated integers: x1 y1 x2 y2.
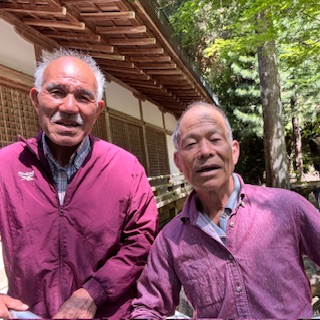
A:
131 101 320 319
0 48 158 319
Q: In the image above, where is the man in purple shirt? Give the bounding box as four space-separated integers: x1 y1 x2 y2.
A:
131 101 320 319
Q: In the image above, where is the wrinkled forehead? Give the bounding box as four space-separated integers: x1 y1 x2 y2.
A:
42 57 98 93
180 105 226 132
44 57 95 81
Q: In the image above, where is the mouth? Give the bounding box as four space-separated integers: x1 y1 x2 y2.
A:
51 112 84 128
196 164 220 173
55 121 81 128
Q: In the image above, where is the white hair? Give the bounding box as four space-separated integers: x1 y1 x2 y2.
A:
172 101 234 150
34 48 106 101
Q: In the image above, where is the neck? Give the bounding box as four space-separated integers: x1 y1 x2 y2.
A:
196 176 234 223
46 139 78 167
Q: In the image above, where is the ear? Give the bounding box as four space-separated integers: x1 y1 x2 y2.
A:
30 88 40 115
232 140 240 165
174 151 183 172
94 100 105 120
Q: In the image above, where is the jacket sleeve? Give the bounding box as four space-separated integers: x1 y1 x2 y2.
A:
82 163 158 306
130 231 181 319
298 192 320 265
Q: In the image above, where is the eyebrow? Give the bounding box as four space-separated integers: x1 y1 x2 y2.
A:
45 83 95 100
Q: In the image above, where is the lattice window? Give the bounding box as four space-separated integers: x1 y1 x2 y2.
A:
146 126 170 176
0 86 39 148
109 116 148 171
92 111 108 142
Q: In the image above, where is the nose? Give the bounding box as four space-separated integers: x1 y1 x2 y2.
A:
60 94 79 113
198 140 214 158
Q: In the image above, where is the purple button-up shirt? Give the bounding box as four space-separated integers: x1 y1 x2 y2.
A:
131 175 320 319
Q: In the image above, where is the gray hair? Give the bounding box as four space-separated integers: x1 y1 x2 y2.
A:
34 48 106 101
172 101 234 150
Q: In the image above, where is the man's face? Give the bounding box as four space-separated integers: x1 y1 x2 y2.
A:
30 56 104 148
174 105 239 192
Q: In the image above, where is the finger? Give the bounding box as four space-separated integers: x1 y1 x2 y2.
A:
6 300 29 311
0 295 29 316
0 302 11 319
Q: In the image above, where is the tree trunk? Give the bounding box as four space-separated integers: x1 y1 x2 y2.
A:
291 95 303 182
257 14 289 188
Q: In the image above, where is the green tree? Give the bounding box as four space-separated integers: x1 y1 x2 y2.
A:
157 0 320 187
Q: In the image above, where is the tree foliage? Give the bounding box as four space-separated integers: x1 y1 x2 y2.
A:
156 0 320 184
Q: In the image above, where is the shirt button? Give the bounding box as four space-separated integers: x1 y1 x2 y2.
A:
221 212 228 219
229 221 235 227
236 285 242 292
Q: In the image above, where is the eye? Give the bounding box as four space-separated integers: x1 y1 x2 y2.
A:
187 142 196 147
75 91 95 104
77 95 91 103
183 140 197 149
49 88 65 98
209 135 222 143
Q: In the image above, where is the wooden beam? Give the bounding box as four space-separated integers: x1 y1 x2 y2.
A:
130 56 171 62
0 4 67 17
34 44 42 63
91 54 125 61
151 74 186 80
148 94 177 100
145 70 182 75
139 63 177 69
58 42 114 53
62 0 122 3
125 79 158 86
119 48 164 55
80 11 135 20
46 33 101 42
176 92 201 96
96 60 135 68
168 87 196 91
109 38 156 46
22 18 85 30
102 67 143 75
96 26 146 34
108 72 150 80
127 83 164 90
0 64 33 92
164 85 193 89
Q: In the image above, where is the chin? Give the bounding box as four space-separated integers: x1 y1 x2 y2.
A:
49 137 83 148
60 140 83 147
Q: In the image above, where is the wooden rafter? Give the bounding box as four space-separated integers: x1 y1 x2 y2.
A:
0 0 214 118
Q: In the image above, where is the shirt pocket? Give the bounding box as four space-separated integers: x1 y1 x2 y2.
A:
178 260 225 310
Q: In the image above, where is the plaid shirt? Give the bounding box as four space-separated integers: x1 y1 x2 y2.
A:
42 133 91 204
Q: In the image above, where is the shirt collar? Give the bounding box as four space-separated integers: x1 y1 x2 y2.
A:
225 173 241 212
42 133 91 170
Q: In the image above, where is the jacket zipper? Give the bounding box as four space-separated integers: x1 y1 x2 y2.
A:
58 204 64 310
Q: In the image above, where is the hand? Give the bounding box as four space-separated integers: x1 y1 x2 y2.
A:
52 288 97 319
0 294 29 319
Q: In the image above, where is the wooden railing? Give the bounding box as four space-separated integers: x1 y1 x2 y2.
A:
148 173 193 227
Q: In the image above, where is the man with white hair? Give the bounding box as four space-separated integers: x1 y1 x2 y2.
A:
0 48 158 319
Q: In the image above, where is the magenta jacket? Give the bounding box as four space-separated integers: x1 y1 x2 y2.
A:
0 132 158 319
131 175 320 319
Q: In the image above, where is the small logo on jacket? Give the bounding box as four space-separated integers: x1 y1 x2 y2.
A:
18 171 34 181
